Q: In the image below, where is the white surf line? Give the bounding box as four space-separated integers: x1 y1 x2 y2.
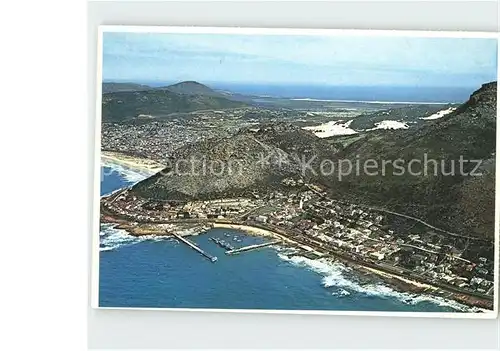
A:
100 159 152 183
99 223 173 252
278 253 475 312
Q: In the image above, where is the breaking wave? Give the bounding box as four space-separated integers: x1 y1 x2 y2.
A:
332 288 351 297
99 223 173 252
277 253 476 312
101 161 152 184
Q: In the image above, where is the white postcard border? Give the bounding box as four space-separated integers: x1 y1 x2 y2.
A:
91 25 500 319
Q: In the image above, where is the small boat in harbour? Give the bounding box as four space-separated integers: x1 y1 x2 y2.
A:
210 237 235 250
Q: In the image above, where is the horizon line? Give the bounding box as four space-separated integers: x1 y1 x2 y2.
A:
102 79 493 89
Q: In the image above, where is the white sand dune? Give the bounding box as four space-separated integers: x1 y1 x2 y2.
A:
303 120 357 138
366 120 409 130
421 107 457 120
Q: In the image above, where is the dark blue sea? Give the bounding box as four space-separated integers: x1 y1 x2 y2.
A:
210 83 473 103
98 165 468 312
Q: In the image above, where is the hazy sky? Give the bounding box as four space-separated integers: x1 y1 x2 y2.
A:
102 32 498 87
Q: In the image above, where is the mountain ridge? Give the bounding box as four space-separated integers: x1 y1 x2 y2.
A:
130 124 340 200
162 81 223 97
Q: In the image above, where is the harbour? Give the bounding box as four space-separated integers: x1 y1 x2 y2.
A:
173 230 282 260
171 232 218 263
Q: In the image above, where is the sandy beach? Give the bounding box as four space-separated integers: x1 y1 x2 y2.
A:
101 150 165 174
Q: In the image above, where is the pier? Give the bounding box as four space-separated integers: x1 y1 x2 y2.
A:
171 233 218 262
226 240 282 255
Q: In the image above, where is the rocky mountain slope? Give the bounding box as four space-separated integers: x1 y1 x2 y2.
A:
327 82 497 239
130 124 340 200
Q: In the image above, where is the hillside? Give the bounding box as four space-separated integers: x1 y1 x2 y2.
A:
130 124 339 200
101 88 247 122
326 82 497 239
163 81 223 97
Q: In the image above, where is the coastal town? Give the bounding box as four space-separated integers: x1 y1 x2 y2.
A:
100 176 495 310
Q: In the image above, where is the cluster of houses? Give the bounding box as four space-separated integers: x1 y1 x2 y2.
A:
101 117 234 162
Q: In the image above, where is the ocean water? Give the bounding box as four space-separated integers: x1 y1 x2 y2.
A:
211 83 473 103
126 80 473 103
98 165 469 312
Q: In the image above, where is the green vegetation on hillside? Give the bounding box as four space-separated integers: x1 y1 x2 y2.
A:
102 88 247 122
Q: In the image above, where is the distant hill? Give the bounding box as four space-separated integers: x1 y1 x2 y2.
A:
102 82 152 93
163 81 262 104
101 88 247 122
162 81 223 97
